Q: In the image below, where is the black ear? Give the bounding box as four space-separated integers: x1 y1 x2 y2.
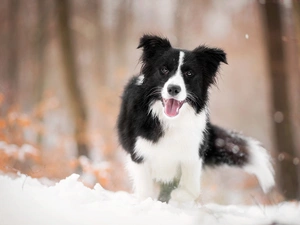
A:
137 35 172 61
193 46 227 76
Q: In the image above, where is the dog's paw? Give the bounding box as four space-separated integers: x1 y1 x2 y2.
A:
170 188 196 202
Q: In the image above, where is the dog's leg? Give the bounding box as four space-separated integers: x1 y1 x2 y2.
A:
158 179 179 202
127 159 155 200
171 159 202 202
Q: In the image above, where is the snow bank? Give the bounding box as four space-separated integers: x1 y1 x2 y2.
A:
0 174 299 225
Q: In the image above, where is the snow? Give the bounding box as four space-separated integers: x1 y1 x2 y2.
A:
0 141 38 162
0 174 299 225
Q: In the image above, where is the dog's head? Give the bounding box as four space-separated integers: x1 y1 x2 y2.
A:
138 35 227 118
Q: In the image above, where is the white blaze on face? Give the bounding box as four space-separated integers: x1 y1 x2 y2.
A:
161 51 187 118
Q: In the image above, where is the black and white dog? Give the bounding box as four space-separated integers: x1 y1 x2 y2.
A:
117 35 274 202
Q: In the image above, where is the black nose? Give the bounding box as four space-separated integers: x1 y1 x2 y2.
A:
167 85 181 96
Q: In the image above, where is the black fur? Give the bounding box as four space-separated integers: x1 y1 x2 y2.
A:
118 76 164 163
205 124 249 166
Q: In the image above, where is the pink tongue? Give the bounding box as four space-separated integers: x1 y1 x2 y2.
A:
164 99 181 117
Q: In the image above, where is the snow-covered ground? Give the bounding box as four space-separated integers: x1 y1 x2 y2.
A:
0 174 299 225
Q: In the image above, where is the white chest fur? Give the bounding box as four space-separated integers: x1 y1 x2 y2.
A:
134 100 207 183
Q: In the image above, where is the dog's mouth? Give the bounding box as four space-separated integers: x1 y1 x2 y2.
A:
162 98 185 117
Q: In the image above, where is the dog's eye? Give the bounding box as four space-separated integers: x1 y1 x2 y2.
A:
184 70 193 77
160 66 169 75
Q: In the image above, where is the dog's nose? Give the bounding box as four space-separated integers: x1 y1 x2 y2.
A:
167 85 181 96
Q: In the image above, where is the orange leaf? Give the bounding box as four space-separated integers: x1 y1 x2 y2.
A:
0 119 6 128
17 115 31 127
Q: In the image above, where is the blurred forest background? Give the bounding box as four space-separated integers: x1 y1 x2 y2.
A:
0 0 300 205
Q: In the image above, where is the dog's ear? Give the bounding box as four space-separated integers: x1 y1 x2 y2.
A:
193 46 227 77
138 35 172 61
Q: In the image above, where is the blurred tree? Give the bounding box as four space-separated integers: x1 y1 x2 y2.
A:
261 1 299 200
292 0 300 196
114 0 132 83
294 0 300 106
56 0 89 157
295 2 300 56
34 0 48 145
6 0 20 108
34 0 48 104
91 0 107 86
174 0 185 47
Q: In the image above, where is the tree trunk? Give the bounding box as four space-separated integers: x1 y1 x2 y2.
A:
6 0 20 108
55 0 89 157
91 0 107 86
293 0 300 120
174 0 186 47
292 0 300 197
114 0 131 82
261 1 299 200
34 0 48 145
34 0 47 104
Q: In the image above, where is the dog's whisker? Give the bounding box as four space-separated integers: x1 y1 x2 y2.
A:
146 87 162 99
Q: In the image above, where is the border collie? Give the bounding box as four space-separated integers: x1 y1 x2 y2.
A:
117 35 275 202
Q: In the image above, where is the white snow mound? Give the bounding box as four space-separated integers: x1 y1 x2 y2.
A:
0 174 299 225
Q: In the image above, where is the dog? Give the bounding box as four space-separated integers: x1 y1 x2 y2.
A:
117 35 275 202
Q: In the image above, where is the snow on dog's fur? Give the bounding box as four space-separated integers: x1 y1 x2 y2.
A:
117 35 274 202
